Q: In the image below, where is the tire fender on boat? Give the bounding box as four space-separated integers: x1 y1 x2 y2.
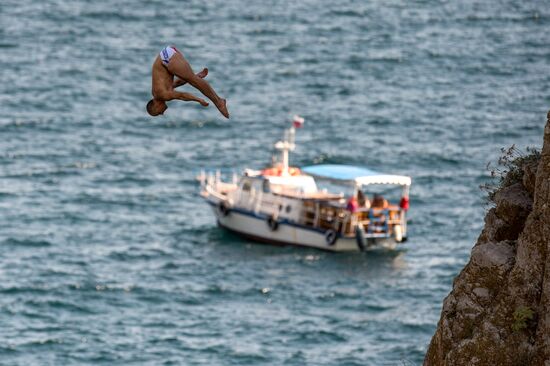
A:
267 216 279 231
355 223 366 252
325 229 338 246
218 201 230 217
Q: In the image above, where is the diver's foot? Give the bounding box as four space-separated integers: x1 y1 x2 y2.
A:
199 98 209 107
216 98 229 118
197 68 208 79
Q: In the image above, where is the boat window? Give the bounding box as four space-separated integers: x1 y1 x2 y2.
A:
262 179 271 193
242 180 251 192
286 205 292 213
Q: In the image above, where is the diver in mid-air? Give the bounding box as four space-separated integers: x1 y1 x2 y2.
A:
146 45 229 118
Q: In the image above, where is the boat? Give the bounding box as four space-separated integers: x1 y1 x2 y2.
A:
198 117 411 252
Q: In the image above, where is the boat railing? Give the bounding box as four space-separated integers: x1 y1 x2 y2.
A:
200 170 238 200
298 201 346 232
351 206 404 237
298 201 404 237
204 184 232 203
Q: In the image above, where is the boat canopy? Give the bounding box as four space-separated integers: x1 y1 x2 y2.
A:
301 164 411 187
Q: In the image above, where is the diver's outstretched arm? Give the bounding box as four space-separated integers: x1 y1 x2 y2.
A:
164 91 209 106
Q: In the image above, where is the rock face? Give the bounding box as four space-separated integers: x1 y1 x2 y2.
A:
424 111 550 366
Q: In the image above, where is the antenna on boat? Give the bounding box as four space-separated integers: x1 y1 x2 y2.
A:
274 115 304 176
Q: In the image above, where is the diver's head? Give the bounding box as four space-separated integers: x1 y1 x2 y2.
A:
146 99 168 116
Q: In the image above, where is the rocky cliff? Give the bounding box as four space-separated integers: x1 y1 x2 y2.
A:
424 111 550 366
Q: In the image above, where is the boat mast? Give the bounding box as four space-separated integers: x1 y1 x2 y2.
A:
274 126 296 176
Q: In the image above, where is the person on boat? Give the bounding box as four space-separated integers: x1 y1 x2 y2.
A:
346 195 359 213
357 189 371 209
371 194 389 209
146 45 229 118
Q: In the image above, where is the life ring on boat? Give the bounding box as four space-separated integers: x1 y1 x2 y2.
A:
288 167 301 176
355 223 366 252
267 216 279 231
261 167 301 177
218 201 230 217
325 229 338 246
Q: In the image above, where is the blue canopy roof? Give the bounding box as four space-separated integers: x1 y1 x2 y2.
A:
301 164 411 186
302 164 379 180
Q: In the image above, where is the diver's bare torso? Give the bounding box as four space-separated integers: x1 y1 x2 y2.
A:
151 56 175 101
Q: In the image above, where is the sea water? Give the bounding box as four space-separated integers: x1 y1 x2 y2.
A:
0 0 548 364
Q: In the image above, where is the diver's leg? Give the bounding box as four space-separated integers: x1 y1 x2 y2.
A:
173 68 208 88
166 53 229 118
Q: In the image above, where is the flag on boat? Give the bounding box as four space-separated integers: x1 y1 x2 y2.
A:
292 115 305 128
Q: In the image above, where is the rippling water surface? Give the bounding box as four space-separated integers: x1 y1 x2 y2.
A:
1 0 549 364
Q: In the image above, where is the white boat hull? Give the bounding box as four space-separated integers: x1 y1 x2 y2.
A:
209 203 398 253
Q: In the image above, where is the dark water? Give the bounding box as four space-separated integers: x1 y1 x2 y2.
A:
1 0 549 364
